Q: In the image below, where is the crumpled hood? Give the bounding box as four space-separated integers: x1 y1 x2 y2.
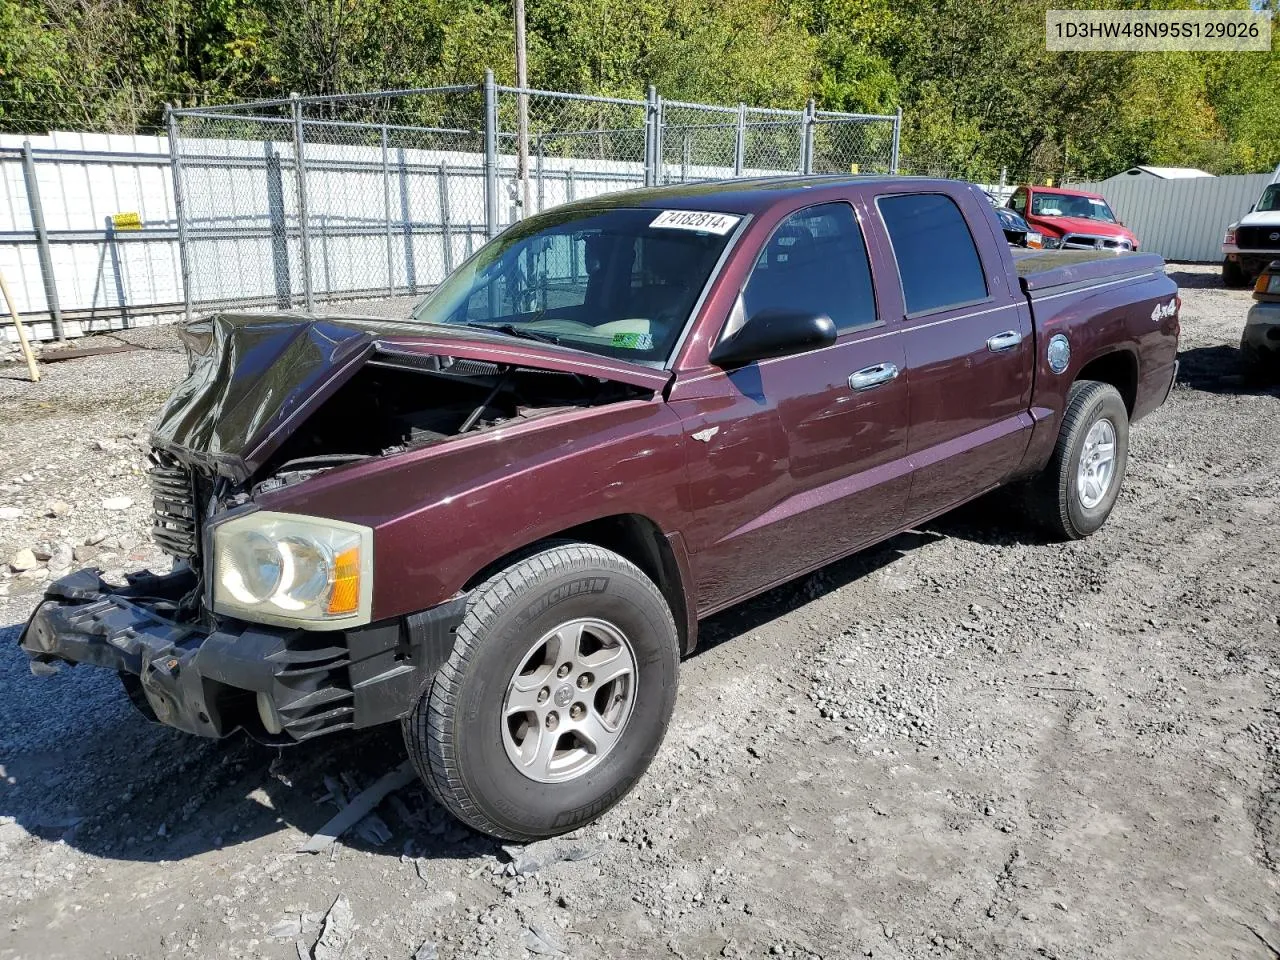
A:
151 312 671 482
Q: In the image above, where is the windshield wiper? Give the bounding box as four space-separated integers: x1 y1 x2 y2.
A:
462 322 562 345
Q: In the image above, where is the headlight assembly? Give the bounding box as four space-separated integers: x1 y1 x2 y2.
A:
212 512 373 629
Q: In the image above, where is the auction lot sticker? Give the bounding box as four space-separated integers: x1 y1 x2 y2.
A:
1046 9 1271 52
650 210 742 235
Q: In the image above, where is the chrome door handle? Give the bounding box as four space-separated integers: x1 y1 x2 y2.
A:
986 330 1023 352
848 362 900 391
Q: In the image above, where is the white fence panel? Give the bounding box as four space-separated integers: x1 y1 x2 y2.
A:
1071 171 1278 262
0 132 183 336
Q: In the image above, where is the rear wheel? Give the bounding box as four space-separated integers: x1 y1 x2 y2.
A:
1223 258 1248 289
403 542 680 841
1024 380 1129 540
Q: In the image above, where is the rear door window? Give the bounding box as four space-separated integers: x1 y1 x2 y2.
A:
877 193 989 316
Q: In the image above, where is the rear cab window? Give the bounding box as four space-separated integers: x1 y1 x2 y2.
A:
876 192 989 317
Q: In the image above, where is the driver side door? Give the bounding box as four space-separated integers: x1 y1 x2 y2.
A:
669 200 912 615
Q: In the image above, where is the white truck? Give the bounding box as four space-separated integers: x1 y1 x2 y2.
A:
1223 178 1280 288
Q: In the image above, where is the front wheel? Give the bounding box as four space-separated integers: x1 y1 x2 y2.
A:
403 543 680 841
1024 380 1129 540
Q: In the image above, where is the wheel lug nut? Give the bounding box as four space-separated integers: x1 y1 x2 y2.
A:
557 664 572 678
537 687 549 703
576 673 593 689
546 711 559 730
570 703 585 720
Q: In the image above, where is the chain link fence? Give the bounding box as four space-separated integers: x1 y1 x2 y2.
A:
893 148 1077 203
167 72 900 317
496 88 649 226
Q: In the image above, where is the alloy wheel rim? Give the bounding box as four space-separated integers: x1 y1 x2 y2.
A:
1077 417 1117 510
501 617 638 783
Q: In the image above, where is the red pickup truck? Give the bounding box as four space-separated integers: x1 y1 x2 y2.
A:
1008 184 1140 252
21 177 1180 841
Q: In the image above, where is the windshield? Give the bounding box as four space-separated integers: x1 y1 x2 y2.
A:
1030 192 1118 223
411 206 741 366
1256 184 1280 213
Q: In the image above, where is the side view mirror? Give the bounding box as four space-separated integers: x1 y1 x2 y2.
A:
710 309 837 367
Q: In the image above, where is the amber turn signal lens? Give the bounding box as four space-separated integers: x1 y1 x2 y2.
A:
327 546 362 615
1255 272 1273 295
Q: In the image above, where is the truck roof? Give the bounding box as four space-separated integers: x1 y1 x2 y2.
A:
555 175 960 216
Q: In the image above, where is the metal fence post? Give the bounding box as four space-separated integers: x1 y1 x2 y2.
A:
437 163 454 274
734 104 746 177
381 125 395 294
264 143 292 308
653 93 664 185
21 140 65 339
483 69 500 239
890 106 902 175
398 148 417 293
290 92 314 310
104 216 129 324
644 85 659 187
536 137 545 212
802 99 816 175
166 108 195 322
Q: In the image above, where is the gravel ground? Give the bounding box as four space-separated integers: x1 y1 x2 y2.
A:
1 263 1278 960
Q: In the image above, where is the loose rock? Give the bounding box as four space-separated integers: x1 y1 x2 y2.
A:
9 548 39 572
311 895 353 960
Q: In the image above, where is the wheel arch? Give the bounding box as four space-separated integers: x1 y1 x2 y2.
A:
461 513 697 654
1075 348 1138 416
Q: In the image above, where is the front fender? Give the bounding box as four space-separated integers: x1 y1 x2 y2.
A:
255 399 691 622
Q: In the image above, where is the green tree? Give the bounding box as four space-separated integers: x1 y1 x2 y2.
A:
0 0 1275 177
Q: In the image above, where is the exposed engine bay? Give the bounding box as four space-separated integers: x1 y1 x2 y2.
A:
146 347 653 606
252 352 649 496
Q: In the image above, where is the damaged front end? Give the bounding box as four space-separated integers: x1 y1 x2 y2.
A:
19 311 665 742
22 566 466 741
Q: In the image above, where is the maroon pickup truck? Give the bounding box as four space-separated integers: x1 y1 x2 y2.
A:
21 177 1180 841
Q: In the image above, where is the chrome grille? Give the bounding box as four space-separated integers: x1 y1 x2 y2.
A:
148 451 200 561
1061 234 1132 251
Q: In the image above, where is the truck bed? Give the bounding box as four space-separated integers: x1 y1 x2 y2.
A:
1012 249 1166 296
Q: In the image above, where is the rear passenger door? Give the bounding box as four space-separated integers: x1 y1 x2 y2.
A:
873 189 1034 521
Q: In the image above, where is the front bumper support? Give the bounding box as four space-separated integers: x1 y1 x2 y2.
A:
19 568 467 742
